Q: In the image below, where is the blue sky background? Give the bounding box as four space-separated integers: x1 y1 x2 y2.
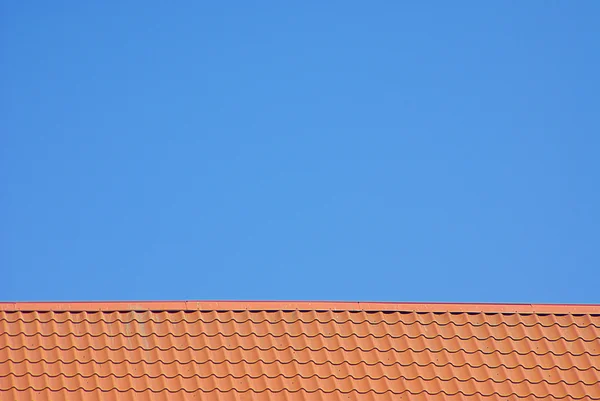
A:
1 3 599 303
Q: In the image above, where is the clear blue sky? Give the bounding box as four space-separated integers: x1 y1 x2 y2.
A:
1 3 599 303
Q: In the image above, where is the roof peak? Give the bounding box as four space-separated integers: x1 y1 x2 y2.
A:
1 301 599 314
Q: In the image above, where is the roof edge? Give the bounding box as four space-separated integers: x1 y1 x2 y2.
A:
1 301 599 314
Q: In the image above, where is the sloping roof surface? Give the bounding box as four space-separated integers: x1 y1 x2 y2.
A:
1 301 599 400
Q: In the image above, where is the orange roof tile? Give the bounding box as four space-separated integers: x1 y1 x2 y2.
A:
1 301 599 400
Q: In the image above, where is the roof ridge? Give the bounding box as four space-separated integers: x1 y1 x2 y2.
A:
1 301 599 313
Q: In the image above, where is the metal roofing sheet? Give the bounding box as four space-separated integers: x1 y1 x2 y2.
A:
1 301 599 400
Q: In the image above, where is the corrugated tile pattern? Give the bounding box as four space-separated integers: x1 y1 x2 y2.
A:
1 304 599 400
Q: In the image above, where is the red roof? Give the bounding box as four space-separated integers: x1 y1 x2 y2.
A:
1 301 599 400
